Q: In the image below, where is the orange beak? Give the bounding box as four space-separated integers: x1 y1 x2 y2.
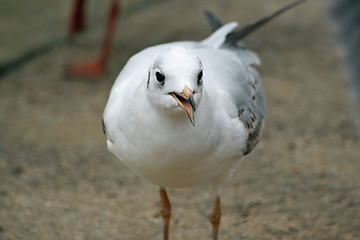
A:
170 85 196 126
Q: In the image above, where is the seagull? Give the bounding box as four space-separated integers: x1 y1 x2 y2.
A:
102 1 307 239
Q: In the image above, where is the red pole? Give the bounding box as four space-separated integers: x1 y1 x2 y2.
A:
68 0 121 78
68 0 87 38
99 0 120 67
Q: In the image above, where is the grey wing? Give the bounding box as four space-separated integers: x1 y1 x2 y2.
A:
236 66 266 155
198 46 266 155
201 1 308 153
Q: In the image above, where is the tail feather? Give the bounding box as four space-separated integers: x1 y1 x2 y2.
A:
225 0 308 45
203 10 224 32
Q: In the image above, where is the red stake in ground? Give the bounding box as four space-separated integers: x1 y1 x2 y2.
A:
68 0 121 78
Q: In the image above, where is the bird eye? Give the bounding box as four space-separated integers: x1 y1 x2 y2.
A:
156 71 165 84
197 70 203 85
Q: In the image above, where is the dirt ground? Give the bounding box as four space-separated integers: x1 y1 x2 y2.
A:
1 0 360 239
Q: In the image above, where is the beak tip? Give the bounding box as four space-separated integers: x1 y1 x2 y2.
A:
190 118 195 126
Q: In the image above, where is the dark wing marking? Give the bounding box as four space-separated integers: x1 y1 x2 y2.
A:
102 118 107 136
238 107 264 155
238 100 265 155
102 117 114 143
225 0 308 46
203 10 224 32
244 117 265 156
236 67 265 155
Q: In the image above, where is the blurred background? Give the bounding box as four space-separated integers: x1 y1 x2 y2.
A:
1 0 359 239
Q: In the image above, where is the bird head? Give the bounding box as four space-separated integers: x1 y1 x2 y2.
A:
146 46 204 126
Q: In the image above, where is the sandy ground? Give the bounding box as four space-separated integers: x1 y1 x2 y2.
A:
1 0 360 239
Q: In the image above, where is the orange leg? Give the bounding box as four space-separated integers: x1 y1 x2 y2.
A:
159 187 171 240
210 197 221 240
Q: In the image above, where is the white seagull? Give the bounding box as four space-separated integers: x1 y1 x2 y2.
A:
102 1 306 239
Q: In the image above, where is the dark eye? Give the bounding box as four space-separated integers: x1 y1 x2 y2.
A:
197 70 203 85
156 71 165 84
